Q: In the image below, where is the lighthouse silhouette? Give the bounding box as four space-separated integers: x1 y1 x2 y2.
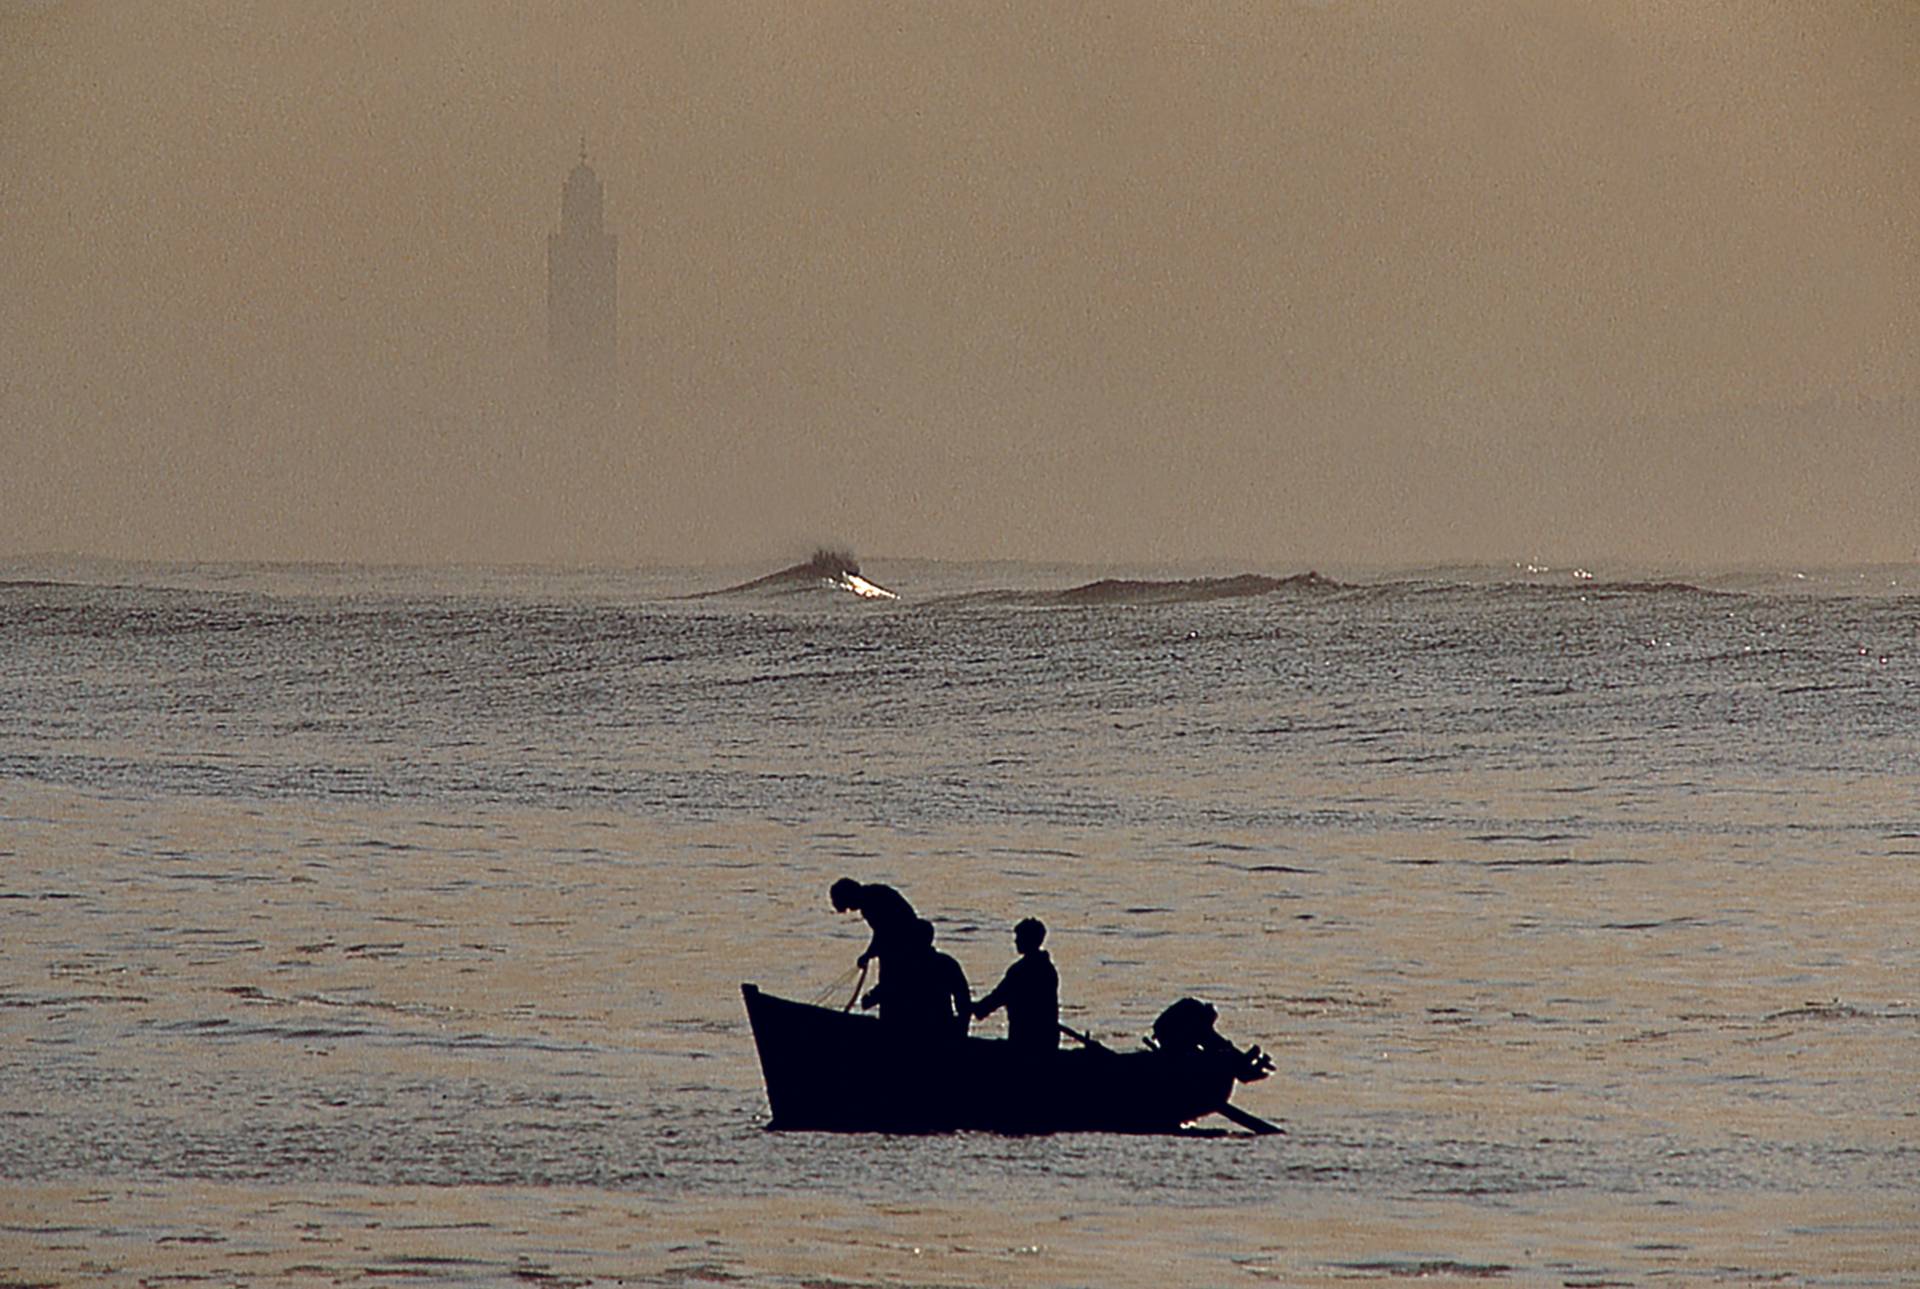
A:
547 144 617 394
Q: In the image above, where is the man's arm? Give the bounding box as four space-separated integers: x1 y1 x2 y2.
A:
972 971 1010 1019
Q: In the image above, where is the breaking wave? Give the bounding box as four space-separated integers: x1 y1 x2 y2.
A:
690 549 898 601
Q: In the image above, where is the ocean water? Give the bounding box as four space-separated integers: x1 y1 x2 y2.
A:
2 557 1916 1286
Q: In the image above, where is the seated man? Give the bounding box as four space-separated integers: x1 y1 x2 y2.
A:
862 917 971 1042
972 916 1059 1052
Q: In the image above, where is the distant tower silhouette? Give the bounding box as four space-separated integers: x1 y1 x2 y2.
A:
547 145 618 389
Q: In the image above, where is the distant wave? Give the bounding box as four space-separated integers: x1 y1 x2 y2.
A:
0 577 192 597
1595 579 1725 596
935 570 1346 608
689 549 898 601
1481 578 1732 599
0 577 221 598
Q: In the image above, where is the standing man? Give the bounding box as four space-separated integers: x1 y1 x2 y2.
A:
973 917 1059 1052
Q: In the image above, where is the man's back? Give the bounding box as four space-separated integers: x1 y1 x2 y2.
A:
870 945 970 1041
857 883 916 960
929 949 971 1039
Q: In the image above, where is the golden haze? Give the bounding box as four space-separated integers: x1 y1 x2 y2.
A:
3 1 1915 567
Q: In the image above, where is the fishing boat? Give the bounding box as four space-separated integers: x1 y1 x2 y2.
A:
741 984 1279 1134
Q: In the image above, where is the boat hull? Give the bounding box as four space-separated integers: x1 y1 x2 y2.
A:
742 983 1239 1134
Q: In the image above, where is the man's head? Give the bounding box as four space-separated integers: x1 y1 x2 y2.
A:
830 878 862 912
1015 917 1046 954
912 917 937 950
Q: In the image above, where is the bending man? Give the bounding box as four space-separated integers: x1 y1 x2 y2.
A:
830 877 918 970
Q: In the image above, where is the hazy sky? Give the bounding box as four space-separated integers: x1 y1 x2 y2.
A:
3 1 1915 568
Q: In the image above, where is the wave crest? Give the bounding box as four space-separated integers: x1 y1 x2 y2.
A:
692 549 898 600
938 570 1345 608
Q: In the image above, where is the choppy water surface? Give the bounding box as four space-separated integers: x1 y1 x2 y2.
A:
2 558 1916 1286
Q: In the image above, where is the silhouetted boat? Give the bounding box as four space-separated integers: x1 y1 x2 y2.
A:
742 984 1277 1134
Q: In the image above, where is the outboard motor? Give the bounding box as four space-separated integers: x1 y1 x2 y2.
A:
1148 997 1275 1084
